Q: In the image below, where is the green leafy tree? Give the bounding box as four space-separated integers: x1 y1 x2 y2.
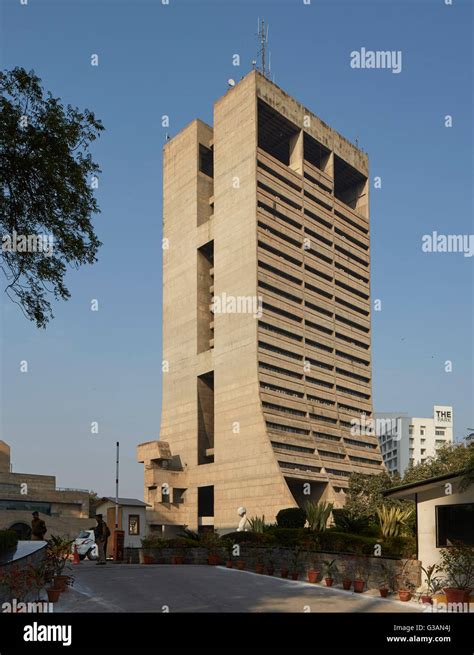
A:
344 470 402 521
1 67 104 328
402 443 473 485
88 491 101 518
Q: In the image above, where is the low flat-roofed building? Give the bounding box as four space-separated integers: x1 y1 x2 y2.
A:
0 441 91 540
384 469 474 568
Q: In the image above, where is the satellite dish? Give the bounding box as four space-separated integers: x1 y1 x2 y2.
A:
227 79 235 87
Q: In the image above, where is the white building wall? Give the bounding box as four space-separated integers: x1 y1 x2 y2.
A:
375 406 453 476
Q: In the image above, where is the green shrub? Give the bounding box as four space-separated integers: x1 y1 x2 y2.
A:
219 531 274 546
382 535 417 559
0 530 18 553
317 531 377 555
163 537 200 549
276 507 306 529
332 509 377 536
266 527 306 547
141 535 164 549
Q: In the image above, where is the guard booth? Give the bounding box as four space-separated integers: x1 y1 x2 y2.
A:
95 497 149 559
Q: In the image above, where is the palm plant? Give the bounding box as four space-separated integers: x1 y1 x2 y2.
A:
421 564 442 595
248 515 266 533
376 505 413 539
322 558 338 579
305 500 333 532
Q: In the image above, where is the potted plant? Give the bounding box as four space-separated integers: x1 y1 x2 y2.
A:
340 558 354 590
398 580 415 602
352 556 369 593
201 531 221 566
222 539 234 568
307 560 320 584
46 535 73 591
266 553 275 576
236 558 246 570
420 564 442 604
290 546 302 580
395 558 415 601
377 561 395 598
140 535 164 564
0 565 31 607
255 550 265 574
322 559 338 587
435 542 474 604
280 554 289 579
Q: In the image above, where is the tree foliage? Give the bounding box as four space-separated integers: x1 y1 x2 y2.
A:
0 67 104 327
402 442 473 484
345 443 473 527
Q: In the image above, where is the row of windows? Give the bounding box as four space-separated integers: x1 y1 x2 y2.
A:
349 455 383 465
259 220 370 284
262 284 370 336
258 247 368 304
257 159 302 193
343 437 379 450
271 441 314 454
260 372 371 414
266 421 310 435
318 450 345 460
258 340 303 361
334 209 368 236
278 461 322 473
259 346 371 387
262 401 306 417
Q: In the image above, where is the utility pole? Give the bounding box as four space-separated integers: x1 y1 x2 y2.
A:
115 441 119 529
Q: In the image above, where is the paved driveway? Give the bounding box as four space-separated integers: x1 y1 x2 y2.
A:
56 563 424 613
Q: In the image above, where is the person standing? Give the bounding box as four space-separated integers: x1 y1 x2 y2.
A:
94 514 110 565
30 511 47 541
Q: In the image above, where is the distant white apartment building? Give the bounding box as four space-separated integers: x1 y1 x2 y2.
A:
375 406 454 475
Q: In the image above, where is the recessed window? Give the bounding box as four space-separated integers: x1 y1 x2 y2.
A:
128 514 140 536
436 503 474 547
199 144 213 177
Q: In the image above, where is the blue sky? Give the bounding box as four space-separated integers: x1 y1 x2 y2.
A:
1 0 472 498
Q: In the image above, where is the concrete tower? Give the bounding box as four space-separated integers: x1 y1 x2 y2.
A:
137 71 384 534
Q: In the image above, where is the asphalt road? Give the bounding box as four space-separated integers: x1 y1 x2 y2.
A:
56 562 424 613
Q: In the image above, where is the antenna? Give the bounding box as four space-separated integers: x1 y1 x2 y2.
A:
256 18 270 78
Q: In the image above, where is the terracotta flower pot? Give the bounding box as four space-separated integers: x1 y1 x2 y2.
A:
342 578 352 590
207 554 220 566
307 569 319 583
236 560 245 570
353 579 365 593
171 555 184 565
47 588 61 603
143 555 155 565
53 576 67 592
379 587 389 598
267 566 275 576
421 595 432 604
444 588 471 604
280 568 289 579
226 560 233 568
398 590 412 602
325 577 334 587
291 571 299 580
255 562 265 574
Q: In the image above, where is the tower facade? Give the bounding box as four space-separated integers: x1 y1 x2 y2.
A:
137 71 384 533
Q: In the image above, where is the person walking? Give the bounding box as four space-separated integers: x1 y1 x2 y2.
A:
30 511 47 541
94 514 110 565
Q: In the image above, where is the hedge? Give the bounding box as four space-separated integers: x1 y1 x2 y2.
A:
0 530 18 553
220 531 275 546
276 507 306 528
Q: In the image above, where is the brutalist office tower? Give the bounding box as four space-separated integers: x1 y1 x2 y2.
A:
137 71 384 534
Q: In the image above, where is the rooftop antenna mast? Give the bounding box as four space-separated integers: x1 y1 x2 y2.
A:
256 18 270 78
